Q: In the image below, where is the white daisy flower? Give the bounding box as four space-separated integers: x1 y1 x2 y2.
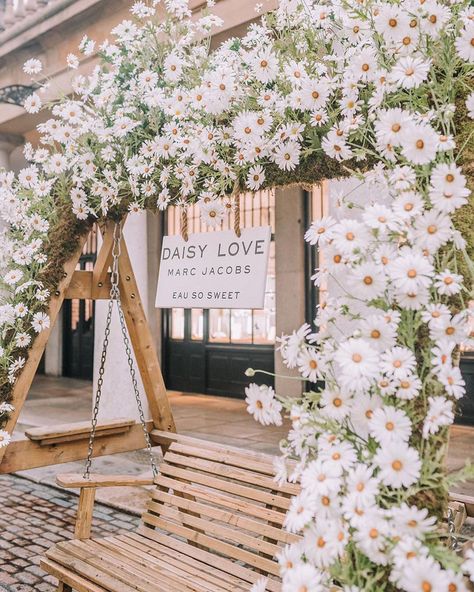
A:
380 346 416 379
466 91 474 119
245 383 282 426
23 58 43 75
246 165 265 190
455 23 474 63
401 123 438 165
24 93 42 114
391 56 431 89
369 406 412 445
434 269 463 296
374 442 421 488
31 312 50 333
423 396 454 438
0 430 11 448
272 141 301 171
282 564 325 592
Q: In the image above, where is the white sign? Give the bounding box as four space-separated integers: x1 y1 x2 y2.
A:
155 227 271 309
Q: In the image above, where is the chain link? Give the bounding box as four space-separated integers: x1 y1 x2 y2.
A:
83 223 158 479
447 507 459 551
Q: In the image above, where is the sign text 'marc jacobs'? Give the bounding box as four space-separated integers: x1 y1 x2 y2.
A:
155 226 271 309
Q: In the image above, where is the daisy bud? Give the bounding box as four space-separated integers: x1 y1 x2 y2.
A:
245 368 255 377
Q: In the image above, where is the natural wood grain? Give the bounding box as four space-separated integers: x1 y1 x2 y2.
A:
40 558 106 592
57 473 154 489
75 488 96 540
25 418 134 445
65 270 112 299
115 233 176 435
0 421 155 474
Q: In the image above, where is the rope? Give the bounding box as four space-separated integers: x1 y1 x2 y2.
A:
181 206 189 242
234 193 241 238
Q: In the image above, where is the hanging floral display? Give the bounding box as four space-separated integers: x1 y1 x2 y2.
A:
0 0 474 588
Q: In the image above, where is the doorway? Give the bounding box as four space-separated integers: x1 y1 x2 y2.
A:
62 227 97 380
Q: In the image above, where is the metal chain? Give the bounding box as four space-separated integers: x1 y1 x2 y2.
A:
83 223 158 479
447 507 459 551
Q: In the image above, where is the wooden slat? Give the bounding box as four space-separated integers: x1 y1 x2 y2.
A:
134 530 281 592
40 558 106 592
165 449 298 496
147 492 297 545
46 546 139 592
111 534 249 592
79 540 199 592
57 473 154 489
144 500 280 557
168 441 280 477
0 421 155 473
140 511 279 576
153 430 280 473
95 539 219 592
152 475 287 525
159 463 291 510
53 541 160 592
25 418 134 445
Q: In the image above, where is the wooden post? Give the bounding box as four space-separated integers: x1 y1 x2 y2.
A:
74 488 96 539
110 223 176 433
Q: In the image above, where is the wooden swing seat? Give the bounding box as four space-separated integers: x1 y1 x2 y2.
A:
40 432 301 592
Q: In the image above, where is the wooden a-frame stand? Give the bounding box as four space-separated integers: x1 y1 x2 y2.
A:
0 219 176 474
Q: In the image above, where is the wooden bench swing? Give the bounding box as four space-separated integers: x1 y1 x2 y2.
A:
0 219 300 591
0 220 471 592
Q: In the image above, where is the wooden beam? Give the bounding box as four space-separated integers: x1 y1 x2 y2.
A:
0 231 89 470
101 222 176 434
65 270 113 300
57 473 154 489
0 421 155 474
25 418 135 446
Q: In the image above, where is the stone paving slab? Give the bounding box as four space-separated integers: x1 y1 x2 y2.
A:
0 474 139 592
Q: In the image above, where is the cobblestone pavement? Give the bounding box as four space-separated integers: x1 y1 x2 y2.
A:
0 474 139 592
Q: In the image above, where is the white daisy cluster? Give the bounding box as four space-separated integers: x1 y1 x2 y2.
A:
0 166 52 402
0 0 473 588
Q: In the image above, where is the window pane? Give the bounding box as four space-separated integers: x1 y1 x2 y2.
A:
253 297 276 344
209 309 230 343
230 310 252 344
191 309 204 340
171 309 185 340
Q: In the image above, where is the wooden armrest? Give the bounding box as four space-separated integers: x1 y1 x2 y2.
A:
57 473 155 489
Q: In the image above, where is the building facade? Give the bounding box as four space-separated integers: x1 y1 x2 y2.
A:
1 0 472 421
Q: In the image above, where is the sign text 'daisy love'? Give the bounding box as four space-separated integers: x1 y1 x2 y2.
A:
155 227 271 309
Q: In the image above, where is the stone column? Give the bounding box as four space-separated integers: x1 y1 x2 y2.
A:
274 187 306 397
94 212 152 422
0 133 23 170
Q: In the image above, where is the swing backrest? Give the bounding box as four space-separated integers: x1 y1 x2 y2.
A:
139 436 301 592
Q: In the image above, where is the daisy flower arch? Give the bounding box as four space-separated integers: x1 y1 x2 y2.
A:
0 0 474 589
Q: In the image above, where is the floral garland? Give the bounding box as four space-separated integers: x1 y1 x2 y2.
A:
1 0 474 589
